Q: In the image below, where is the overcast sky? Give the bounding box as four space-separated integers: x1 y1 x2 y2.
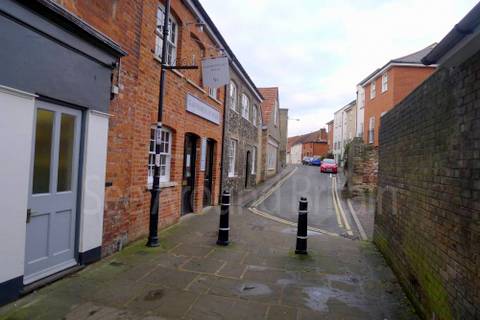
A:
200 0 478 136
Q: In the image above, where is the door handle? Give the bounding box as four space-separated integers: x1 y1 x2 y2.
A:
26 208 36 223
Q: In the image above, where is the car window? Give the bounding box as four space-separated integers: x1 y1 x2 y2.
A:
323 159 335 164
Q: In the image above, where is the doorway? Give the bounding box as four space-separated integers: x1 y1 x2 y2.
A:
203 139 215 207
245 150 251 189
182 134 197 215
25 101 82 284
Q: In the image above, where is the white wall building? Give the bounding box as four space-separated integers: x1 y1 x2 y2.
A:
290 143 303 164
356 85 365 139
333 100 356 165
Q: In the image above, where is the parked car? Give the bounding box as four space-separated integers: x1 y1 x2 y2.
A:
320 158 338 173
310 156 322 166
302 156 312 165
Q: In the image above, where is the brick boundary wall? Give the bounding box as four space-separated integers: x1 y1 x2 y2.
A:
345 137 378 195
375 51 480 319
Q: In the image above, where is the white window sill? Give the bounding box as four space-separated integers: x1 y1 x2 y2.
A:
146 181 178 190
228 175 238 178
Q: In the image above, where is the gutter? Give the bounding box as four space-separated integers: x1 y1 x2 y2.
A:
422 3 480 65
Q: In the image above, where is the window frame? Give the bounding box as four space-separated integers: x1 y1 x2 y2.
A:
228 138 237 177
155 4 178 66
381 73 388 93
368 117 375 144
147 126 172 188
241 93 250 120
208 87 218 100
252 105 258 127
370 81 376 99
229 81 238 112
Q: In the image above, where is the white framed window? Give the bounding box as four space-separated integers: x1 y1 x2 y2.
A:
229 81 238 111
370 81 376 99
368 117 375 144
267 144 277 170
251 146 257 174
241 94 250 120
382 73 388 93
148 127 172 188
208 87 217 100
155 5 178 66
228 139 237 177
252 105 258 126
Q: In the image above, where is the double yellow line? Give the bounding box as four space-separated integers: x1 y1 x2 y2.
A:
331 176 354 236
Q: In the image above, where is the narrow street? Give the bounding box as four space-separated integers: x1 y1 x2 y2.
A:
254 165 359 239
0 169 416 320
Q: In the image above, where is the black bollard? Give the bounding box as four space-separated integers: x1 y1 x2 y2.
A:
295 197 308 254
217 191 230 246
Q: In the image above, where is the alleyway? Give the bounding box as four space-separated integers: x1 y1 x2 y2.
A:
0 171 416 320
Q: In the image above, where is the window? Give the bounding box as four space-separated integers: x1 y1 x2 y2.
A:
382 73 388 93
267 142 278 170
368 117 375 144
228 139 237 177
273 101 279 126
155 5 178 66
252 105 258 126
251 146 257 174
241 94 250 120
370 81 376 99
148 127 172 188
229 81 238 111
208 87 217 100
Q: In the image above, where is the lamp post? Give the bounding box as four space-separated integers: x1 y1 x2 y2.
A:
147 0 171 247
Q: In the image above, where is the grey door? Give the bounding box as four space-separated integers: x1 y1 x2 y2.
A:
25 101 82 284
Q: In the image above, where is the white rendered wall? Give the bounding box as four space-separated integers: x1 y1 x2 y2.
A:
0 86 36 283
356 85 365 138
78 110 109 253
290 144 303 164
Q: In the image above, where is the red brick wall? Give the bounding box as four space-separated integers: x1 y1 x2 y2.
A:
363 66 435 146
302 142 328 158
57 0 225 255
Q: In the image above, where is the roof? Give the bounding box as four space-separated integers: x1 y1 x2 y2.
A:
190 0 263 101
259 87 279 125
288 129 327 151
422 3 480 66
334 99 356 114
33 0 127 57
358 43 437 86
326 120 334 125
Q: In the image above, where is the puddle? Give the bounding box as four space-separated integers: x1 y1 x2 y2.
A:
303 286 365 313
237 283 272 296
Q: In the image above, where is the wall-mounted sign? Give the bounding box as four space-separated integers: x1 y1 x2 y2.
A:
200 137 207 171
202 56 229 88
186 94 220 125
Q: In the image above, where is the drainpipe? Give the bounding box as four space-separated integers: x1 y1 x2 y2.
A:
147 0 171 247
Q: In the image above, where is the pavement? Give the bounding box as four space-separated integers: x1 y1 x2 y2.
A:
0 166 417 320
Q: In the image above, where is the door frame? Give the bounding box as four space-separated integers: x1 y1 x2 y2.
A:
203 138 215 208
245 150 251 189
182 133 198 215
25 97 85 284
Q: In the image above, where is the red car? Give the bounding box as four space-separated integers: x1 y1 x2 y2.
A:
320 158 338 174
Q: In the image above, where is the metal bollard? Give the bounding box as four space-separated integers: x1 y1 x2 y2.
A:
295 197 308 254
217 191 230 246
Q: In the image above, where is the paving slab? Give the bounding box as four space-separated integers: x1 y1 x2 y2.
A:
0 203 417 320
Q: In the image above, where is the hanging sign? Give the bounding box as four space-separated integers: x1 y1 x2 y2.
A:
201 56 230 88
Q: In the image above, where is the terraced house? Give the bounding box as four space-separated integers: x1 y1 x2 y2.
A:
221 65 263 197
0 0 272 305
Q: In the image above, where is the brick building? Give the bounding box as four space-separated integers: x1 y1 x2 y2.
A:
259 87 283 179
375 4 480 318
222 65 263 197
287 129 328 164
326 120 334 153
359 44 437 146
0 0 125 305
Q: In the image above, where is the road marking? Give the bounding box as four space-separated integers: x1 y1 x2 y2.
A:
248 207 340 237
332 177 354 236
332 178 344 228
250 167 298 207
347 199 368 241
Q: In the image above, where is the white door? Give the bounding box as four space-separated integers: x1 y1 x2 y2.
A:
25 101 82 284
